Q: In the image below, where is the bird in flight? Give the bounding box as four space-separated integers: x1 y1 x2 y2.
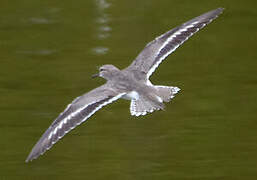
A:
26 8 224 162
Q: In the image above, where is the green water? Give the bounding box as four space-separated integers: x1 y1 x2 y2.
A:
1 0 257 179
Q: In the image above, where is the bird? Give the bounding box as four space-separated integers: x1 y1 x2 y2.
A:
26 8 224 162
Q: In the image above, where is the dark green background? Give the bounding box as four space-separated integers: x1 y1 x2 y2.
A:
1 0 256 179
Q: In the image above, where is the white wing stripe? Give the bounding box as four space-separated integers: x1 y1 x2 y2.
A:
147 22 202 78
47 93 125 140
47 101 95 140
156 21 199 59
78 93 126 125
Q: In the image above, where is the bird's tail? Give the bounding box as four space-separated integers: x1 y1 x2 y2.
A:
155 85 180 102
130 96 163 116
129 85 180 117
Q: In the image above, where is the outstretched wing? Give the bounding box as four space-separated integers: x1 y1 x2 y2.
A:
126 8 224 79
26 84 125 162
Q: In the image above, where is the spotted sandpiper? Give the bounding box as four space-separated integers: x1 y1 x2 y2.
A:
26 8 224 162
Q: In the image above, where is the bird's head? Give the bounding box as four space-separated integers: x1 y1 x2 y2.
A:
92 64 120 80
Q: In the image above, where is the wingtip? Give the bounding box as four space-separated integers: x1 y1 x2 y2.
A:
25 151 36 163
25 150 44 163
217 7 225 10
199 7 224 23
25 142 44 163
25 156 32 163
209 7 225 15
214 7 225 15
218 7 225 13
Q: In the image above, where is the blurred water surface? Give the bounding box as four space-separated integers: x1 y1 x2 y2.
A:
0 0 257 179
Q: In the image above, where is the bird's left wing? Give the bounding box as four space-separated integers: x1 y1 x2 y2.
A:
126 8 224 79
26 84 126 162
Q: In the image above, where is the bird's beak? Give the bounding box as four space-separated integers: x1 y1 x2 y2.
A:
92 73 99 78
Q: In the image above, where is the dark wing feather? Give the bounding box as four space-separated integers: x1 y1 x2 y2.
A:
26 84 125 162
126 8 224 79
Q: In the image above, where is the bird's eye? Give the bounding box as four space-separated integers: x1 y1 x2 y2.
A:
100 68 104 72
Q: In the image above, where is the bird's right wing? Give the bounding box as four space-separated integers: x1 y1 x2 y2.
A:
126 8 224 80
26 84 126 162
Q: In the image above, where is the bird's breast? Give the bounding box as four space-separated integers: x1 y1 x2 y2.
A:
122 91 139 100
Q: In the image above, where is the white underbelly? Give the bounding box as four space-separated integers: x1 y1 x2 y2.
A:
122 91 139 100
